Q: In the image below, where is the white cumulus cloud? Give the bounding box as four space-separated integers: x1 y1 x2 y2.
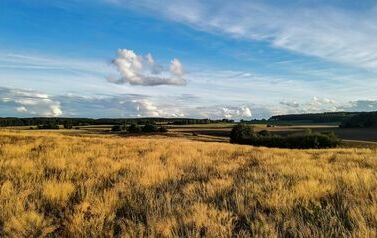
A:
16 106 27 113
192 105 252 119
109 49 186 86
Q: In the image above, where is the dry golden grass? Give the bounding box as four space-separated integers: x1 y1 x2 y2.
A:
0 130 376 237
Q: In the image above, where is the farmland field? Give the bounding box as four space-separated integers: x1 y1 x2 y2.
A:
0 130 376 237
166 123 377 144
6 122 377 145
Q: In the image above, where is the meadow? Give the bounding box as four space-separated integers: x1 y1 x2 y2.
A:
0 130 377 237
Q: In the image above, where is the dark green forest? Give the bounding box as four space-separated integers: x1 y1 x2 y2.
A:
0 117 234 127
268 112 358 123
340 111 377 128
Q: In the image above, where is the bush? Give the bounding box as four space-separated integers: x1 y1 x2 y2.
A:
258 130 270 136
37 122 59 130
111 125 122 132
230 124 254 143
142 124 159 133
125 124 167 134
127 124 141 133
240 133 339 149
158 127 168 133
230 125 340 149
63 122 73 129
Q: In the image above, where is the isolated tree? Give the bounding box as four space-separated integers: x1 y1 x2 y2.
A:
63 121 73 129
230 124 254 143
158 126 168 133
142 124 158 133
38 121 59 130
258 130 270 136
111 125 122 132
127 124 141 133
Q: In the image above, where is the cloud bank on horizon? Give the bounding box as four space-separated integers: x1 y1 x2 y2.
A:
2 86 377 119
1 0 377 118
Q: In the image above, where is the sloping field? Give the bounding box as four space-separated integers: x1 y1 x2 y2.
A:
0 130 376 237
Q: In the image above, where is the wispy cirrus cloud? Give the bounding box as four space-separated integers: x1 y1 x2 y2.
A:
0 52 112 75
108 0 377 71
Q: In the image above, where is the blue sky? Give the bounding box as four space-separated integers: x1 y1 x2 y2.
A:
1 0 377 119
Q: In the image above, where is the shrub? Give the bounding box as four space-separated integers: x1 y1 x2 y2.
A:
127 124 142 133
111 125 122 132
230 124 254 143
123 124 167 134
142 124 159 133
258 130 270 136
37 122 59 130
63 122 73 129
158 127 168 133
230 125 340 149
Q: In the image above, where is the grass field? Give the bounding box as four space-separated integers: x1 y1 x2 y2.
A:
0 130 377 237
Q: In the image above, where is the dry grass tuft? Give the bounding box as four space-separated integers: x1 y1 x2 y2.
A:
42 181 75 205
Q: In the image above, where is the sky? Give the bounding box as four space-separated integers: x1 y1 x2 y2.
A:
1 0 377 119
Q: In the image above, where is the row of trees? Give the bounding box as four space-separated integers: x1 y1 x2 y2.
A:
32 121 169 132
111 123 168 133
169 118 234 125
0 118 94 127
230 124 340 149
34 121 74 130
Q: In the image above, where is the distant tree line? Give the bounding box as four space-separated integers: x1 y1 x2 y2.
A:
37 121 59 130
168 118 234 125
230 124 340 149
240 119 268 124
269 112 358 123
0 117 233 127
340 111 377 128
111 123 168 134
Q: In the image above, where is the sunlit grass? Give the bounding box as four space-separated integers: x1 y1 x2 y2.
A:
0 130 376 237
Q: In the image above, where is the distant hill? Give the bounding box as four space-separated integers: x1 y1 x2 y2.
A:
340 111 377 128
269 112 359 124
